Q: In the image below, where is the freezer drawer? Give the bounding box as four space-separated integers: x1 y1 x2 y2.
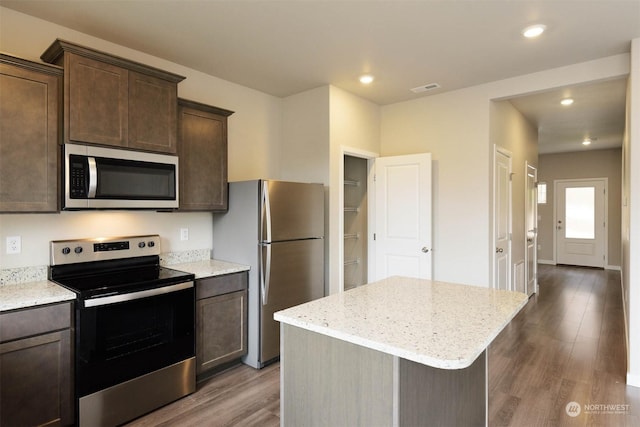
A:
260 238 324 364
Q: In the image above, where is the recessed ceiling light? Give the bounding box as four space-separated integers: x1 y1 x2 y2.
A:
582 138 592 146
561 98 574 106
359 74 374 84
522 24 547 38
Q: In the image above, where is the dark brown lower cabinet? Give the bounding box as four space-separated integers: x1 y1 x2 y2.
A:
196 272 248 378
0 302 73 427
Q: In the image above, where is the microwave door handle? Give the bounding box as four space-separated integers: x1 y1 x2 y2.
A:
87 157 97 198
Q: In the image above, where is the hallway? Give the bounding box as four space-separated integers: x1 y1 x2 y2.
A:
128 264 639 426
489 264 640 426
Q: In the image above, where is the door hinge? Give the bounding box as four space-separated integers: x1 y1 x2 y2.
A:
510 173 515 181
373 233 376 241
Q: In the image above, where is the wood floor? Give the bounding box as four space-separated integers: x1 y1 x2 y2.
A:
126 264 639 426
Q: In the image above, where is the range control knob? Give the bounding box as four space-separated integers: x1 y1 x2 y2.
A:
74 246 83 254
147 241 155 248
62 247 71 255
138 242 146 248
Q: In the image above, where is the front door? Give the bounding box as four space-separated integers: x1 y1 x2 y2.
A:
555 179 607 268
371 153 432 280
494 147 512 291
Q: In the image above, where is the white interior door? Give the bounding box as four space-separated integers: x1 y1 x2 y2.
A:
371 153 432 281
494 147 512 291
555 179 607 268
525 163 538 296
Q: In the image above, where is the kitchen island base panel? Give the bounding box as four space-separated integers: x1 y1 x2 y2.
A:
281 324 486 427
281 324 394 426
398 350 486 426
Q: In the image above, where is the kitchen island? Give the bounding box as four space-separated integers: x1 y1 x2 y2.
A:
274 276 528 427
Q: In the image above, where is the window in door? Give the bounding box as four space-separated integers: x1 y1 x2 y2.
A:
565 187 595 239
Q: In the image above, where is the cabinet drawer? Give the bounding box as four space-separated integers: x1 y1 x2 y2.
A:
0 302 72 342
196 272 247 300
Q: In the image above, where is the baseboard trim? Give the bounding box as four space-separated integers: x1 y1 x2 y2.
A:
538 259 555 265
605 265 621 271
627 372 640 388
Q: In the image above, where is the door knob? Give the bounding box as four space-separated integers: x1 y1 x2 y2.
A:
496 248 504 253
422 247 429 253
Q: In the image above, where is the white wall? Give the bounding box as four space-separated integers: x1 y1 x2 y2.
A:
623 37 640 387
490 100 538 281
281 85 380 296
0 7 282 271
381 88 492 286
328 86 380 295
0 212 212 268
381 54 629 288
281 86 330 185
538 149 623 267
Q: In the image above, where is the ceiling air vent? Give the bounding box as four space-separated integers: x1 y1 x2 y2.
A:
410 83 441 94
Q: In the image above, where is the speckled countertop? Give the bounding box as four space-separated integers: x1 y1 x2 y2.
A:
274 276 528 370
0 280 76 312
168 259 249 279
0 259 249 313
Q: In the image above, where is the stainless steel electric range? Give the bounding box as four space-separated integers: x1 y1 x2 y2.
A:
48 235 195 427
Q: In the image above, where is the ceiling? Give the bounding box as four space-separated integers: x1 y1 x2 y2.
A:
1 0 638 153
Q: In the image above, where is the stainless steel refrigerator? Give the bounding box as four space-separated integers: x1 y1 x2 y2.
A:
212 180 325 368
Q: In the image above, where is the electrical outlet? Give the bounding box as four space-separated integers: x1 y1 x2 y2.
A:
180 228 189 241
6 236 21 254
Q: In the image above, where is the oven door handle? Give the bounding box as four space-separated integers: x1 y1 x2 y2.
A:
83 281 193 308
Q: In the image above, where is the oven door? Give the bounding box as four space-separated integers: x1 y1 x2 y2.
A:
76 282 194 398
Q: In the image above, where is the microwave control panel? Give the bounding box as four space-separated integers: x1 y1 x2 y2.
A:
69 155 88 198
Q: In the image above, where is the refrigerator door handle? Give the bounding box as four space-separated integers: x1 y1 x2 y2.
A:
260 243 272 305
261 181 272 243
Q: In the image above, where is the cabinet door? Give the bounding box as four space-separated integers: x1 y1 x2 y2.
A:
196 290 247 375
66 52 128 147
178 101 231 211
0 330 73 427
0 60 60 212
129 71 177 153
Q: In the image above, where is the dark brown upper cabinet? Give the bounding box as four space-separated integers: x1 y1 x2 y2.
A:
178 99 234 212
41 39 185 154
0 54 62 213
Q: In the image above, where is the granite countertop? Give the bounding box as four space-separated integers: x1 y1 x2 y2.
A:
274 276 528 370
0 280 76 312
168 259 250 279
1 259 249 313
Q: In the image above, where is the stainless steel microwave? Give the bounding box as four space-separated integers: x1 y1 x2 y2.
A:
63 143 179 210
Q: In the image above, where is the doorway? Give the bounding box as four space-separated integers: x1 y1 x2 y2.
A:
343 155 369 290
555 178 607 268
493 146 512 291
525 163 538 296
